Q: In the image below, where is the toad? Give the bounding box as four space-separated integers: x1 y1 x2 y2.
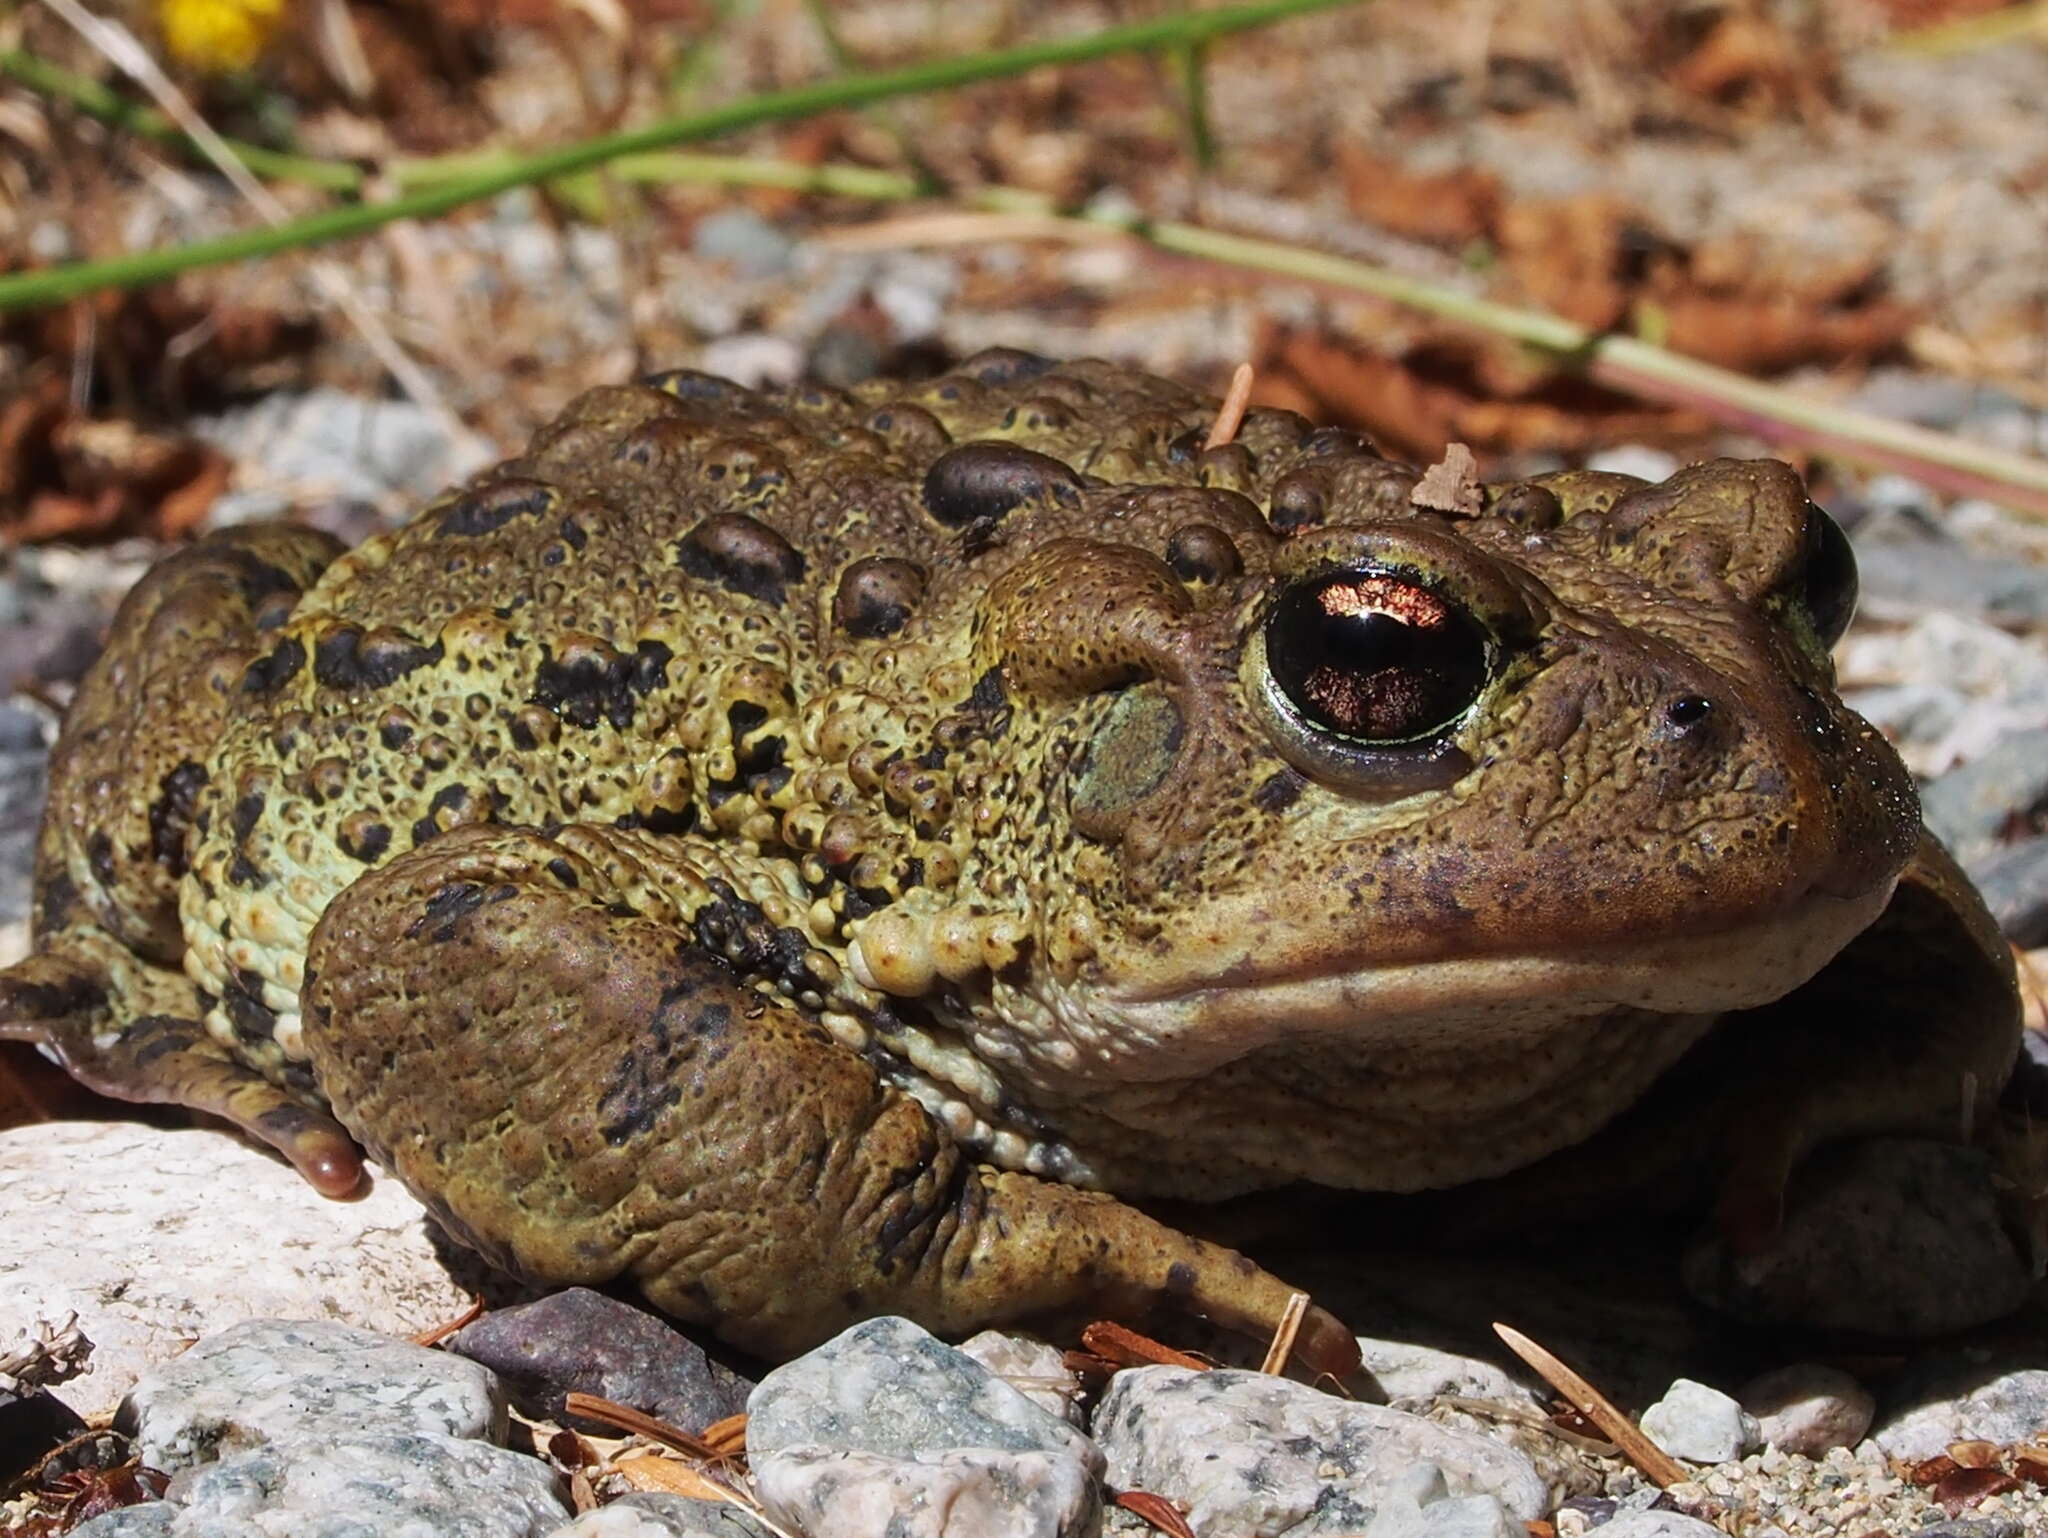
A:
1 354 2023 1374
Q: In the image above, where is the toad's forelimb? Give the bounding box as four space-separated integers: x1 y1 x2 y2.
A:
301 822 1360 1376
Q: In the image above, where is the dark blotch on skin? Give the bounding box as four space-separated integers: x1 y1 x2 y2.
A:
148 761 208 877
534 639 674 731
921 442 1083 529
677 515 806 607
241 637 306 695
406 881 488 943
833 557 927 639
338 818 391 864
1251 768 1307 814
437 479 558 538
224 967 278 1047
313 626 445 691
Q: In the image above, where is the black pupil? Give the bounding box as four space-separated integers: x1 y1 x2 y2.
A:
1802 503 1858 647
1266 568 1490 743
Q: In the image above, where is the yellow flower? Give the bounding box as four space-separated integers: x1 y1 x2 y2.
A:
156 0 286 73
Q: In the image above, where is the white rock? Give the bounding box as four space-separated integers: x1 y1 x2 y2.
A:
1738 1364 1875 1456
69 1431 567 1537
118 1317 504 1472
955 1330 1084 1425
544 1493 771 1537
747 1317 1102 1538
1592 1516 1726 1538
1363 1465 1514 1538
0 1120 475 1416
1639 1379 1759 1465
1094 1366 1547 1535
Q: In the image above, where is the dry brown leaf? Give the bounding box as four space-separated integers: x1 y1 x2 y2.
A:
1908 1454 1961 1486
2012 1451 2048 1485
1933 1465 2020 1514
1079 1322 1211 1372
1947 1440 2003 1469
1337 145 1500 247
1496 195 1634 332
1114 1489 1199 1538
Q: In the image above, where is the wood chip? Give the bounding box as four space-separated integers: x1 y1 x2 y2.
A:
1410 441 1484 516
612 1451 740 1504
1491 1323 1690 1490
1115 1489 1199 1538
701 1412 749 1458
1079 1321 1212 1372
1204 363 1255 450
1258 1292 1310 1376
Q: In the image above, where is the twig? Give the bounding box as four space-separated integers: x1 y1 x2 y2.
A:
1491 1323 1691 1491
561 1392 728 1463
34 0 482 461
1205 362 1255 450
1257 1290 1308 1375
409 1295 485 1347
0 0 1365 311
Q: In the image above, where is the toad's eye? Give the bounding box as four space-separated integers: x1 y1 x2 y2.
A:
1264 567 1490 745
1800 502 1857 648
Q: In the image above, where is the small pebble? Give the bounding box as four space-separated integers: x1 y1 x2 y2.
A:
1739 1365 1876 1456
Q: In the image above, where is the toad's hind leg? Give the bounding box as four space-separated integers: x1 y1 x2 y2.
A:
0 524 361 1194
300 823 1360 1376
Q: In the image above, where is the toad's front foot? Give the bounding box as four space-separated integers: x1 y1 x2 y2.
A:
301 823 1360 1377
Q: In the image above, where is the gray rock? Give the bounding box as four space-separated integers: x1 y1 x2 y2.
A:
1912 1523 2025 1538
1682 1139 2037 1337
691 210 798 280
0 701 49 925
747 1316 1102 1538
1874 1351 2048 1460
1857 538 2048 625
448 1289 750 1437
1356 1338 1544 1410
1638 1379 1758 1465
1964 834 2048 946
1921 728 2048 865
1093 1366 1546 1535
543 1492 771 1538
192 390 489 515
69 1430 567 1538
115 1317 504 1473
1737 1364 1874 1456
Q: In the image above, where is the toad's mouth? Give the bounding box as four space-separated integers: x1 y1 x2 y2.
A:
1088 877 1898 1080
1001 878 1904 1199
